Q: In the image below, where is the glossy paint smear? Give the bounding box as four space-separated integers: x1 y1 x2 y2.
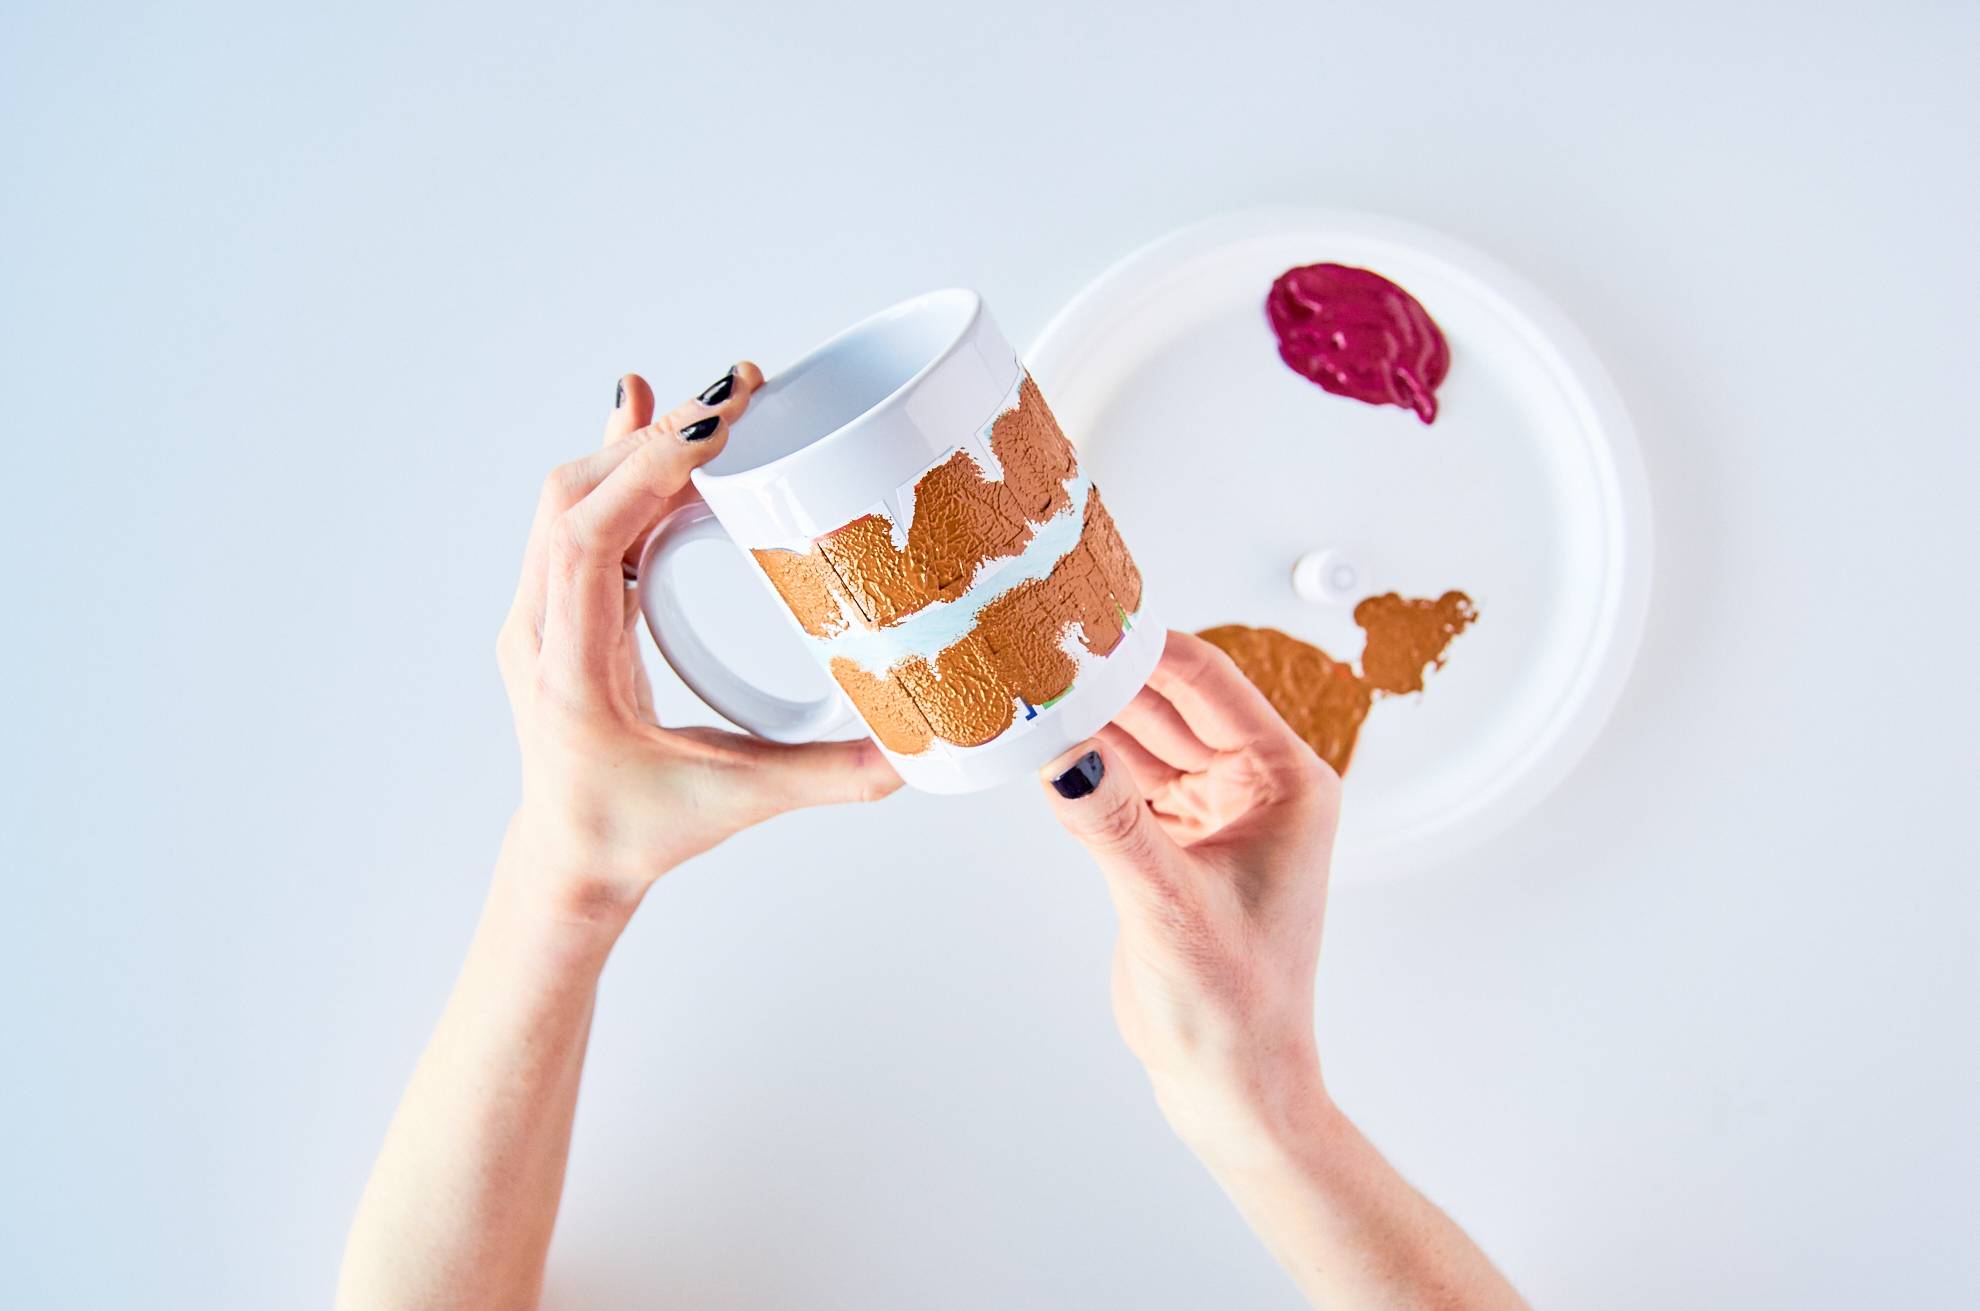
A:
1200 590 1476 774
1266 263 1451 424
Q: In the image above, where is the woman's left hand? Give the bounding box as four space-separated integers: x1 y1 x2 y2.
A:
495 364 901 925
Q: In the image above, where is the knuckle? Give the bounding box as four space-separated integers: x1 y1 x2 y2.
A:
1299 748 1341 798
625 435 670 477
1157 632 1230 695
1131 861 1203 940
1297 756 1344 822
495 613 537 673
1223 746 1280 799
1166 629 1218 670
1085 793 1151 852
530 668 600 731
633 428 687 474
547 513 593 569
540 458 591 510
1275 740 1338 801
1234 740 1333 811
1196 641 1243 684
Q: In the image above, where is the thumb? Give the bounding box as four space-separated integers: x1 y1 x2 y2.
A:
732 734 904 810
1039 740 1186 918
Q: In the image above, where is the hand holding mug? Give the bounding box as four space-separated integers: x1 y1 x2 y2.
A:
495 365 901 922
637 291 1158 794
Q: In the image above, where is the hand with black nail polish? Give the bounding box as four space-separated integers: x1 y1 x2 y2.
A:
1039 634 1341 1141
696 366 737 406
1037 634 1527 1311
1049 750 1105 799
499 360 900 914
338 360 904 1311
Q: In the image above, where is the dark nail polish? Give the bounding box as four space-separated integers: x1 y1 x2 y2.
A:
697 367 737 406
1051 750 1105 799
679 415 721 442
615 379 625 409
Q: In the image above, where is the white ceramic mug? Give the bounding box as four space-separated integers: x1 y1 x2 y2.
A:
636 289 1160 793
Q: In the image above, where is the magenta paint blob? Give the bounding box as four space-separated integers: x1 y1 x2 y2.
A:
1266 263 1451 424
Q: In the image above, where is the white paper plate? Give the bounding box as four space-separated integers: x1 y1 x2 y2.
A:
1029 208 1651 883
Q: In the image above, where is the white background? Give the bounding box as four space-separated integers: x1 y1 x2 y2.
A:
4 2 1977 1307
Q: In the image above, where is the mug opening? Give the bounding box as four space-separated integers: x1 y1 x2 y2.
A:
702 289 981 478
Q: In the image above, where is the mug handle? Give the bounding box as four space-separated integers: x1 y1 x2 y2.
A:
634 501 858 745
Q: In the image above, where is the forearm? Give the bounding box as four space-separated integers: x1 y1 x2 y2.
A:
1178 1080 1528 1311
337 843 630 1311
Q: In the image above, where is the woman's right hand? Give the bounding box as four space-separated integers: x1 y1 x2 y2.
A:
1038 631 1343 1155
1042 635 1530 1311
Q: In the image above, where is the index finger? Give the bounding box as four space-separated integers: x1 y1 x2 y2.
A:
539 363 763 703
1145 630 1300 753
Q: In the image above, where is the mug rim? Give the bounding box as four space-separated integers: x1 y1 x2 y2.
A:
694 287 984 487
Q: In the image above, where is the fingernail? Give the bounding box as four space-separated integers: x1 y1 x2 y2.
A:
1051 750 1104 799
615 379 626 409
697 367 737 406
679 415 721 442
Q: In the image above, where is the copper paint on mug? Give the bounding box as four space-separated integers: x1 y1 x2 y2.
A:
754 376 1142 754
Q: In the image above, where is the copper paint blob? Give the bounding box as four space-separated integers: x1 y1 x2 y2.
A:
1355 591 1478 695
1196 625 1373 774
1199 590 1476 773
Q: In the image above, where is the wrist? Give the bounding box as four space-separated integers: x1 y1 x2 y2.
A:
475 874 627 999
1151 1046 1342 1174
493 815 648 945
